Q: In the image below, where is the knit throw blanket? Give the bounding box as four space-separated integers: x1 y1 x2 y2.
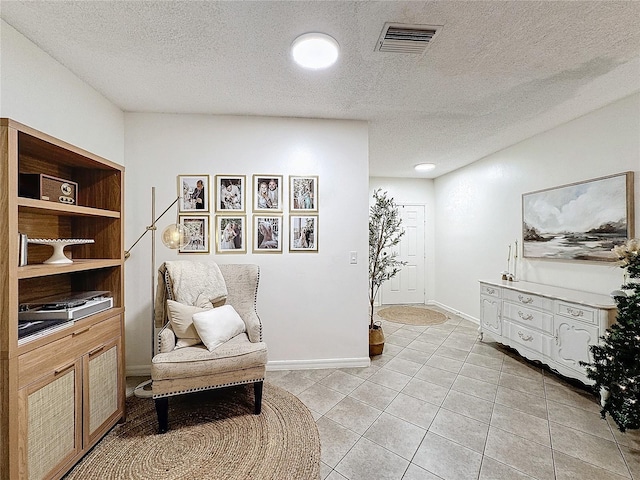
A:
155 261 228 327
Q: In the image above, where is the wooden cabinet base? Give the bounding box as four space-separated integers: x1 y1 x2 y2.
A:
0 119 125 480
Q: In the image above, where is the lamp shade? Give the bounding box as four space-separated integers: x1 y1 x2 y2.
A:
162 224 190 249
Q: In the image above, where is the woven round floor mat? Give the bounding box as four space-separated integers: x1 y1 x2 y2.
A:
377 305 448 326
65 383 320 480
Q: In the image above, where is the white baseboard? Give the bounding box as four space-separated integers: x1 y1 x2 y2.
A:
267 357 370 371
126 365 151 377
426 300 479 325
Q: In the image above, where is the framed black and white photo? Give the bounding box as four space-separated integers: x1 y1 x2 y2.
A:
178 174 209 213
522 171 634 262
290 176 318 212
290 215 318 252
215 175 246 212
253 215 282 253
179 215 209 253
253 175 283 212
215 216 246 254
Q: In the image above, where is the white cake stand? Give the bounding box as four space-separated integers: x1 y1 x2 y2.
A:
27 238 95 264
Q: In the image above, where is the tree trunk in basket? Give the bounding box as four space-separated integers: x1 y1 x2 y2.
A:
369 325 385 356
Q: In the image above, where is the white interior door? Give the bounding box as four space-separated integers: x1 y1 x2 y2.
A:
381 204 425 305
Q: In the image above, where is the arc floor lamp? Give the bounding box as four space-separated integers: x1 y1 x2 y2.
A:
125 187 191 398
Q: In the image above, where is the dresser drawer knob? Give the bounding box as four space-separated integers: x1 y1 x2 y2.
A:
518 295 533 304
486 288 495 295
518 311 533 321
567 308 584 317
518 331 533 342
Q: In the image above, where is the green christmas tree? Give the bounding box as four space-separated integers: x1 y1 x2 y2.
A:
583 238 640 432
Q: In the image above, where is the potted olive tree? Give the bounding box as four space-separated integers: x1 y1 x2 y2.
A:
369 189 406 356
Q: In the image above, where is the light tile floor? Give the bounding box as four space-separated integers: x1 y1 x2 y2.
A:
126 307 640 480
266 308 640 480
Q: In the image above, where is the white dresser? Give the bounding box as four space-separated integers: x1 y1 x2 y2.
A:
479 280 617 385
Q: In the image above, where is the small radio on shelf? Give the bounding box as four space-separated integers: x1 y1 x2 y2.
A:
19 173 78 205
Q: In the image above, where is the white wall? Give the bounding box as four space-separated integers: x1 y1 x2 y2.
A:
124 113 370 373
368 177 436 301
0 20 124 164
433 94 640 320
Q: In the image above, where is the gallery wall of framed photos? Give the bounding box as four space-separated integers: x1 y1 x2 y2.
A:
177 173 319 255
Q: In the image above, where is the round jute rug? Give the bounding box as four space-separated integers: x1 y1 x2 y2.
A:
65 383 320 480
377 305 448 326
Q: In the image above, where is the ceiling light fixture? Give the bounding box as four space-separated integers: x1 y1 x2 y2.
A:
291 32 339 70
415 163 436 172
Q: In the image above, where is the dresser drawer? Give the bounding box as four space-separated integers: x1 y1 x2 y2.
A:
503 289 553 311
18 334 74 388
480 283 501 298
556 302 597 325
503 301 553 334
504 320 552 357
18 314 121 389
72 313 121 355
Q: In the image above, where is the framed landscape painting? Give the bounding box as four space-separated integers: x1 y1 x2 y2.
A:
522 172 634 262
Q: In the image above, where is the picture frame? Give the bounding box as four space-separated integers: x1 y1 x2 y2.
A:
253 175 283 212
253 215 283 253
290 176 318 212
215 216 247 253
289 215 318 252
178 215 210 253
522 171 634 262
178 174 209 213
215 175 246 212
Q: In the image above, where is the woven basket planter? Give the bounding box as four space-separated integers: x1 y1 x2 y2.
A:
369 324 385 356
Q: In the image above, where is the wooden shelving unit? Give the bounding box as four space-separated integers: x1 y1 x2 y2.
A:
0 118 125 480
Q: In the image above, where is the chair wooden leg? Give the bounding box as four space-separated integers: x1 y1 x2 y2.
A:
254 381 263 415
155 397 169 433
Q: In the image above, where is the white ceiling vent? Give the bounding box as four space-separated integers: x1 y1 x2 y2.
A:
375 23 443 54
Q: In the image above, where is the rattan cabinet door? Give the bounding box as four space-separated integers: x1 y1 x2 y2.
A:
84 337 122 446
18 360 82 480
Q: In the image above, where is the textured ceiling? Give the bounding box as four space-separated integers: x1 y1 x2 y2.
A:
1 1 639 178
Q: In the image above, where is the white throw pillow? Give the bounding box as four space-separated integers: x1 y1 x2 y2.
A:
166 299 210 348
192 305 246 352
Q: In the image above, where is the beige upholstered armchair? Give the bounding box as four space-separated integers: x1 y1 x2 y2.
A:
152 262 267 433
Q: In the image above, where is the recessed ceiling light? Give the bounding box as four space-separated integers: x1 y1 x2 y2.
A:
415 163 436 172
291 33 339 70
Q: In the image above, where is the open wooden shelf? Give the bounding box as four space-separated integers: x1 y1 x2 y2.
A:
1 118 126 480
18 259 122 279
18 197 120 218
